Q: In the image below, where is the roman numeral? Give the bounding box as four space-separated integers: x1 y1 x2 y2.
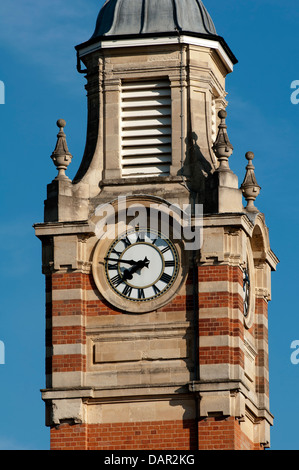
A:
136 232 145 243
112 248 122 256
108 263 118 270
122 236 132 248
138 288 145 299
123 284 133 297
160 272 172 284
110 274 123 287
164 260 175 267
161 245 170 254
152 284 160 295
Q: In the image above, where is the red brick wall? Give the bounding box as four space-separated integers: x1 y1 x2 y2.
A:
51 420 197 450
50 417 263 450
198 265 243 285
51 423 87 450
197 265 245 368
198 417 262 450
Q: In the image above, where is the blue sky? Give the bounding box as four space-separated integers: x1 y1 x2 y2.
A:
0 0 298 450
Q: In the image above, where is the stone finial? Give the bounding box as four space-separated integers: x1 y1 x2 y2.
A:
51 119 73 180
212 109 233 171
240 151 261 212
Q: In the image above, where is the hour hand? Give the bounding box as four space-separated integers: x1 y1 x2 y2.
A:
143 257 150 268
122 257 150 280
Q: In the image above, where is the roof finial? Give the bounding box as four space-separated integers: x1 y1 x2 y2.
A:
240 151 261 212
212 109 233 171
51 119 73 180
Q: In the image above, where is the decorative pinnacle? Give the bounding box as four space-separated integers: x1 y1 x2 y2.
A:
50 119 73 180
212 109 233 171
240 151 261 212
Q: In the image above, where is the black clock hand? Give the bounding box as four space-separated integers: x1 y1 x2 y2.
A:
104 257 139 266
122 257 150 281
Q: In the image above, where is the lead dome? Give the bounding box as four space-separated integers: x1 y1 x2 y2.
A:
91 0 217 39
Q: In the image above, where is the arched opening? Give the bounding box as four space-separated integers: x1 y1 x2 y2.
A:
251 225 267 265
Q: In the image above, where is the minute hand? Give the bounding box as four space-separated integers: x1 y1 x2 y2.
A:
104 257 139 266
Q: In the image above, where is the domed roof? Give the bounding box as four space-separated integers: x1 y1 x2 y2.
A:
91 0 217 39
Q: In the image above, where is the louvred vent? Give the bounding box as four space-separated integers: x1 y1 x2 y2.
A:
121 80 172 177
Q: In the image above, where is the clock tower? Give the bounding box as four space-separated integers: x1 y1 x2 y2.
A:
35 0 278 450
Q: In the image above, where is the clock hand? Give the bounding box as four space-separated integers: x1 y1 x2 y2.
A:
104 257 139 266
122 257 150 281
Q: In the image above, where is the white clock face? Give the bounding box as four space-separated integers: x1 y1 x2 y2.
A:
104 230 179 302
243 266 250 317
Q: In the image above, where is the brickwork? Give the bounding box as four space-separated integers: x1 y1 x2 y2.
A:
50 417 265 450
51 423 87 450
52 354 86 373
49 272 195 316
197 264 245 369
199 345 244 366
46 273 87 378
198 417 262 450
52 326 85 345
198 291 243 310
198 265 243 285
199 317 244 338
255 297 268 318
51 420 197 450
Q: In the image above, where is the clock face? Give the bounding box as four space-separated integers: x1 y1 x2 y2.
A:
242 246 256 329
104 230 179 302
243 266 250 318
